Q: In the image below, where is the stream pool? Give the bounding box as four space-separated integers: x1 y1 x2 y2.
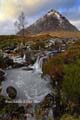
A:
1 68 51 103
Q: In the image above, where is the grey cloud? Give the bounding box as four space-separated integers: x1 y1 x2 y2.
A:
0 20 15 35
71 20 80 30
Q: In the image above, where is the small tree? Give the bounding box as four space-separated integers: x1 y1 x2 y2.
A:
15 11 27 44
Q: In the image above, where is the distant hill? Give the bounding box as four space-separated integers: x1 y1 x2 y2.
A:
18 9 78 35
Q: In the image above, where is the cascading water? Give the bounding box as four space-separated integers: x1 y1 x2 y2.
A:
31 55 47 73
23 54 26 61
1 68 51 103
32 56 43 73
1 53 53 119
2 53 51 101
12 54 26 63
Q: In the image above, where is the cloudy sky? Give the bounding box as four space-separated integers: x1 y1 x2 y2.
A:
0 0 80 35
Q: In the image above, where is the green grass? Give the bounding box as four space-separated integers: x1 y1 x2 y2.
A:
61 114 80 120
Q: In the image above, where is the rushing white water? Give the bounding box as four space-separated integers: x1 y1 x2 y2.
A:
1 68 51 103
30 55 47 74
23 54 26 60
12 54 26 64
32 56 42 73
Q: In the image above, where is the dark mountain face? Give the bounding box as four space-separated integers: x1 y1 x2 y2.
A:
19 9 78 35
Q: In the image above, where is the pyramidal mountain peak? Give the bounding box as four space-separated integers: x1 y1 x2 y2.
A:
47 9 60 16
18 9 78 35
46 9 63 24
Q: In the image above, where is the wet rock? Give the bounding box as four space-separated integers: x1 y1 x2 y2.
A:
42 94 54 108
6 86 17 99
0 69 5 82
45 94 54 100
22 67 33 71
4 57 13 67
12 63 25 68
0 69 5 76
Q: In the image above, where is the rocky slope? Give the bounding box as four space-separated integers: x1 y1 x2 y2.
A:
19 9 78 35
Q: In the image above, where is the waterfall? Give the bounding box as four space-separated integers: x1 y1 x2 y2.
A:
31 56 42 73
12 54 26 63
22 54 26 62
32 55 47 73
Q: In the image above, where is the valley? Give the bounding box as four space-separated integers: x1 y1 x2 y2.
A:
0 8 80 120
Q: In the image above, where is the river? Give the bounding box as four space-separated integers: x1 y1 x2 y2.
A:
1 68 51 103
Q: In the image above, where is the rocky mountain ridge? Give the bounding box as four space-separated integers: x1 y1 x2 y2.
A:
19 9 78 35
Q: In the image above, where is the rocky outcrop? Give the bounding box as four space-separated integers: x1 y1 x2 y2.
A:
6 86 17 99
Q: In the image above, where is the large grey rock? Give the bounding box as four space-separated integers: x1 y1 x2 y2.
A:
6 86 17 99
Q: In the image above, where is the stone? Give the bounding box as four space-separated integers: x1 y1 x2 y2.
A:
0 69 5 82
6 86 17 99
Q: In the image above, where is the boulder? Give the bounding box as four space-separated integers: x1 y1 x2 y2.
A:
42 94 54 107
44 94 54 101
6 86 17 99
13 63 25 68
22 67 33 71
0 69 5 82
4 57 13 67
0 69 5 76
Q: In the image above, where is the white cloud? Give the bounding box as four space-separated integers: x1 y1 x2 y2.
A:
0 0 51 21
0 0 18 21
0 0 52 34
71 20 80 30
0 0 79 34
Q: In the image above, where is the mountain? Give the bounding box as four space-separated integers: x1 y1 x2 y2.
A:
19 9 78 35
